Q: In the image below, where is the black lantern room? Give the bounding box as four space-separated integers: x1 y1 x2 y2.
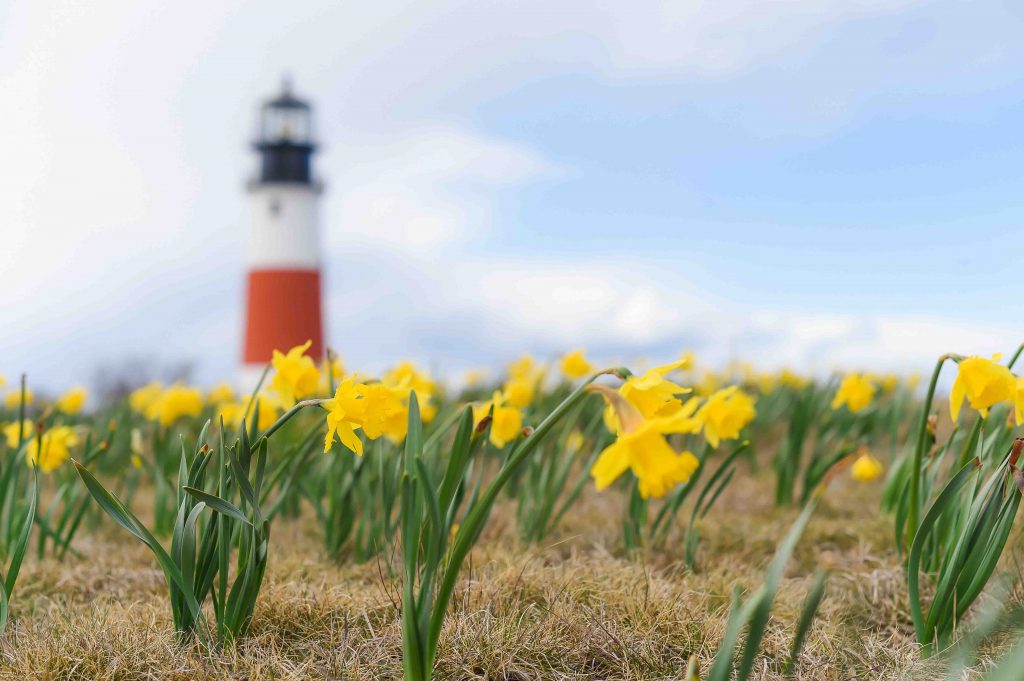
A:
253 78 316 185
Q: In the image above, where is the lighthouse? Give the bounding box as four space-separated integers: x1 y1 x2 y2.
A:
241 79 324 389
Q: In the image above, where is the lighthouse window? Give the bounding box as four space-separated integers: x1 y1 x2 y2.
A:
269 198 281 216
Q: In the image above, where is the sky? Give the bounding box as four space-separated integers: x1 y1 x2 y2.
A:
2 0 1023 391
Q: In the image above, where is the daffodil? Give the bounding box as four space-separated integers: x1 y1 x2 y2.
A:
950 354 1015 421
695 385 756 448
503 355 545 408
589 385 700 499
383 361 437 423
851 450 884 482
270 340 321 405
355 382 408 442
619 359 691 419
473 391 522 448
323 379 368 455
317 355 345 393
1013 376 1024 427
4 388 33 409
779 369 809 390
217 394 280 431
831 374 875 414
206 382 236 405
26 426 78 473
463 369 487 388
560 349 594 381
149 385 204 427
503 375 536 409
130 382 163 415
3 420 32 448
56 386 87 414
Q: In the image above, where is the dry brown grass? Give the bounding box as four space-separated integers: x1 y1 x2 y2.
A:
0 468 1008 680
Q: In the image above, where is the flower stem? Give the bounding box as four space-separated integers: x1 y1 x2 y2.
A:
907 355 952 547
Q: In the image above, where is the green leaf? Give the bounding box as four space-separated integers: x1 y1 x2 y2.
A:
183 487 252 526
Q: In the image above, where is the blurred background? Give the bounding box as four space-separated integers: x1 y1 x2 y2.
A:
2 0 1023 392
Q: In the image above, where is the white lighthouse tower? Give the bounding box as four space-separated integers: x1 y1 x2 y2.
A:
241 78 324 389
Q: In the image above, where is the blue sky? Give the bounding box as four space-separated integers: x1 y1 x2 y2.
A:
2 0 1023 391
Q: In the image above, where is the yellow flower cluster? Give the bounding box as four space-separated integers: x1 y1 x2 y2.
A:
322 379 408 455
129 383 203 427
588 357 757 499
3 421 78 472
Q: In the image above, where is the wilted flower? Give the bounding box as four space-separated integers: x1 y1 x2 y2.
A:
851 450 884 482
950 355 1015 421
696 386 756 448
560 349 594 381
270 340 321 405
831 374 875 414
56 386 87 414
473 391 522 449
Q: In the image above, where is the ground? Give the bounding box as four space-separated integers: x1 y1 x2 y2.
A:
0 467 1007 680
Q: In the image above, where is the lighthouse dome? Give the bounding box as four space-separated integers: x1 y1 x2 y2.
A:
252 78 318 185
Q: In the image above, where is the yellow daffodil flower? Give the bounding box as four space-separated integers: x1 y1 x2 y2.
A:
779 369 809 390
323 379 368 455
383 361 437 423
129 382 163 415
4 388 33 409
619 360 691 419
463 369 487 388
3 420 32 448
472 391 523 449
831 373 875 414
851 450 884 482
149 385 204 427
317 355 345 394
560 349 594 381
589 385 700 499
206 383 236 405
950 354 1015 421
26 426 78 473
355 382 408 442
696 385 756 448
503 375 536 409
270 340 321 405
1012 376 1024 427
56 386 87 414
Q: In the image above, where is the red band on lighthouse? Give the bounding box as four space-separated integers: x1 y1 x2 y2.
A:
240 80 325 389
243 269 323 363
